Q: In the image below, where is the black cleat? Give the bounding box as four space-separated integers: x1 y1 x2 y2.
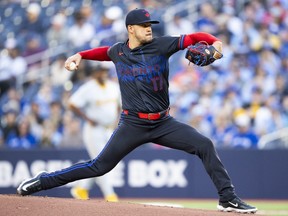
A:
17 171 47 196
217 197 257 214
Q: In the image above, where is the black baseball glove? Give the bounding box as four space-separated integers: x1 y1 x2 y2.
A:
185 42 223 67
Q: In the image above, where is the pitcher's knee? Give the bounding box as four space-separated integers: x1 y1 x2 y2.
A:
198 137 215 153
90 160 114 177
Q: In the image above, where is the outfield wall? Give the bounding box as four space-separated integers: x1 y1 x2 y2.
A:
0 148 287 199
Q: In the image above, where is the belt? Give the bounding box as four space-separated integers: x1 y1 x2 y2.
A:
123 108 169 120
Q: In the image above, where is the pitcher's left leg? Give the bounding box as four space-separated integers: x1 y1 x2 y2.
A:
152 117 235 201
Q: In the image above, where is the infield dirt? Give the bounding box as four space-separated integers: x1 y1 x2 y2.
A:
0 194 261 216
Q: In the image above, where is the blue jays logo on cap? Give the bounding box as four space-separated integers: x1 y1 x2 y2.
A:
125 8 160 27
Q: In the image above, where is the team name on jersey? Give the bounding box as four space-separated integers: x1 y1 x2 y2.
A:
115 55 166 82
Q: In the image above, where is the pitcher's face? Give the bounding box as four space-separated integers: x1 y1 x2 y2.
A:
129 23 153 45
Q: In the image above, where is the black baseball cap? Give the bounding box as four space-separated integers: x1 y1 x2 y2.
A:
125 8 160 27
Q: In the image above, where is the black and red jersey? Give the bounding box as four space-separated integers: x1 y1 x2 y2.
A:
108 36 186 113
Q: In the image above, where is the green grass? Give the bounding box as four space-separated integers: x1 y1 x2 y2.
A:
126 199 288 216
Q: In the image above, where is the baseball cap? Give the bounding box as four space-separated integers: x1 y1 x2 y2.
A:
125 8 159 27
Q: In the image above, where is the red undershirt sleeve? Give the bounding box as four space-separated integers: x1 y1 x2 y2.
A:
78 46 111 61
181 32 220 49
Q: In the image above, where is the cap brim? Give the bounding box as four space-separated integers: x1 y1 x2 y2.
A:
149 20 160 24
134 20 160 25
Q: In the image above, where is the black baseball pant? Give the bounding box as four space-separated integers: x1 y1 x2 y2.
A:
41 113 236 202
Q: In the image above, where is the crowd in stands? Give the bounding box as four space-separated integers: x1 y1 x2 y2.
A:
0 0 288 150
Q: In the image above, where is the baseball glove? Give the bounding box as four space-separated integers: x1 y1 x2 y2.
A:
185 42 223 66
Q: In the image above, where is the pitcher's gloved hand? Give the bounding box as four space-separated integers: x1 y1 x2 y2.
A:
185 42 223 66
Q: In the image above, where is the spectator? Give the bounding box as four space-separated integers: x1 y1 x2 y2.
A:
22 34 47 81
254 104 274 136
67 11 95 51
196 2 218 34
49 100 64 133
1 88 22 115
24 100 44 142
165 12 194 35
49 54 72 89
19 3 50 50
33 82 55 119
0 109 19 144
94 6 124 47
266 0 287 34
58 111 84 148
6 118 38 149
189 104 212 138
212 112 234 148
22 34 46 58
0 39 27 98
279 30 288 59
40 119 62 148
46 13 68 48
231 114 259 149
273 74 288 103
79 5 98 26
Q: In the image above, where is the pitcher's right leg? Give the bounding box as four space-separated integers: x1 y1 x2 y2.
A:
17 117 149 196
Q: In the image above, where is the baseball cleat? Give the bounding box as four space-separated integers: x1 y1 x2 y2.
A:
105 193 119 202
217 197 257 214
70 186 89 200
17 171 47 196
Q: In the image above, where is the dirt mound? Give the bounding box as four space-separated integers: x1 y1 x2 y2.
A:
0 194 248 216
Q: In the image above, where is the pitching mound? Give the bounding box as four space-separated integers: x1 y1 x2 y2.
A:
0 194 250 216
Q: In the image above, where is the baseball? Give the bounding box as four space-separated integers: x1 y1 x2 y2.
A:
69 62 77 71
